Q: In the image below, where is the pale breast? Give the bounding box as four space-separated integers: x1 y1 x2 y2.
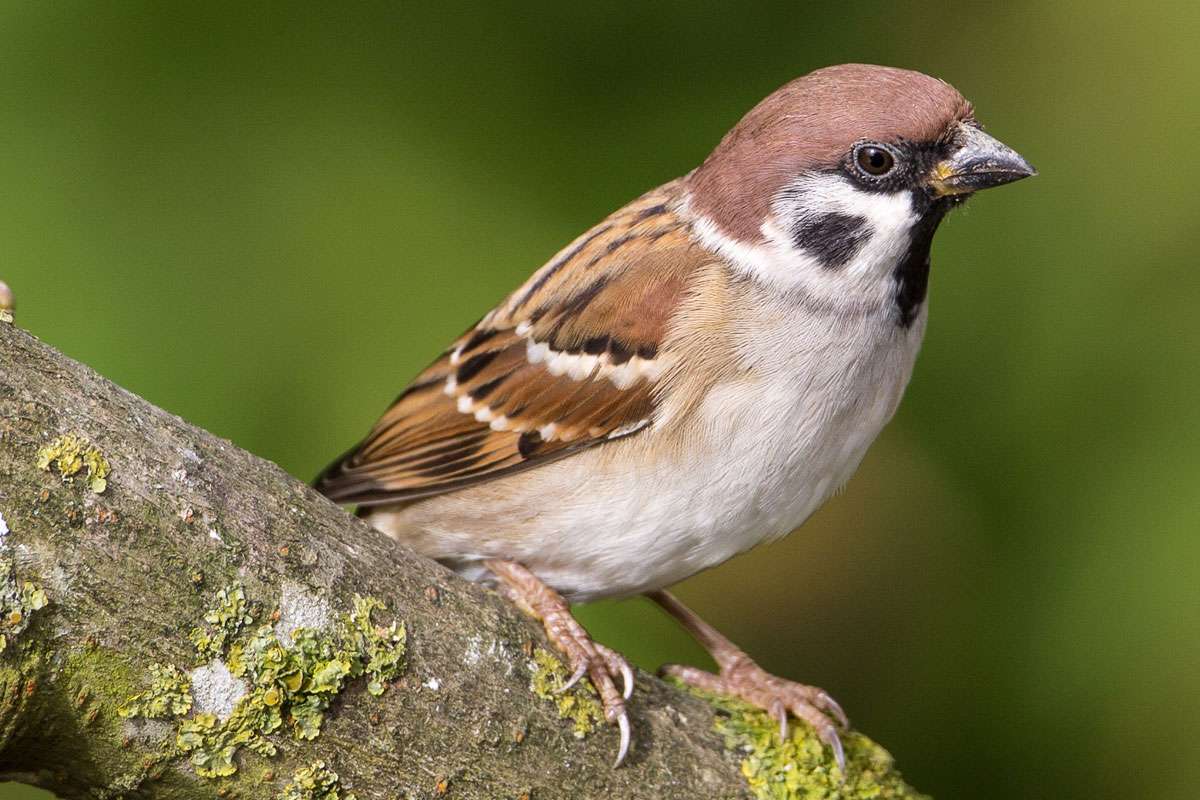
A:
369 289 926 602
618 290 928 590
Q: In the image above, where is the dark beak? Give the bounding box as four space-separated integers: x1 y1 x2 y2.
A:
928 122 1036 196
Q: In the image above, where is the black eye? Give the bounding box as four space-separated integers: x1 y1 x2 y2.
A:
854 144 895 177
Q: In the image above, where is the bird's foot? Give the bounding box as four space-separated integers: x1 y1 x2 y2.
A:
661 657 848 773
546 623 634 765
485 559 634 766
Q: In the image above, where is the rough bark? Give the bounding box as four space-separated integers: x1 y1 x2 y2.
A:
0 319 926 800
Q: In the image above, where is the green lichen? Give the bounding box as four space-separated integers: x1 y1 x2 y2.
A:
280 760 357 800
36 433 110 493
339 593 406 696
231 623 350 745
528 648 604 737
189 582 253 661
214 593 404 750
0 557 49 653
683 685 928 800
117 662 193 719
121 585 406 781
176 712 239 778
175 690 287 778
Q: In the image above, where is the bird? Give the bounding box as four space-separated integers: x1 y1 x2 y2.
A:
315 63 1035 770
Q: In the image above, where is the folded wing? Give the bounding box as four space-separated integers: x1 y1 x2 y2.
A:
315 186 701 506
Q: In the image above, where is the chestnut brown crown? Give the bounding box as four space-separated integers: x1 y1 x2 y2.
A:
688 64 976 240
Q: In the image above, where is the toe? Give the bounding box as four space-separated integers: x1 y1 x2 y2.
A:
595 642 635 700
658 663 724 693
587 661 631 767
591 664 625 721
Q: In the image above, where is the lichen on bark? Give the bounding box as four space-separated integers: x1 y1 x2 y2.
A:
35 434 110 494
280 760 357 800
0 558 49 654
528 648 604 737
117 664 193 720
117 581 407 780
685 684 928 800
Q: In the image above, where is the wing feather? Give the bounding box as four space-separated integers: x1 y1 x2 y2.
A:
315 183 700 507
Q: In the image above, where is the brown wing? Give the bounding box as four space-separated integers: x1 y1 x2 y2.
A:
315 183 700 507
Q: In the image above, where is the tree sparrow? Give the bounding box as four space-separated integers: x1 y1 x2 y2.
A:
316 63 1035 769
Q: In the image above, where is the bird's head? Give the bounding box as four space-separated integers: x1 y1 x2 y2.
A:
687 64 1035 323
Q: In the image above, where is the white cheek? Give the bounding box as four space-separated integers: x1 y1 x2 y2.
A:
685 176 918 309
780 174 916 277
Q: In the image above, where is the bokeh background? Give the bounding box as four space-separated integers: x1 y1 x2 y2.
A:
2 2 1198 798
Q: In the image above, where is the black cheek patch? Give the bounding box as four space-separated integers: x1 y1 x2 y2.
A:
791 212 872 269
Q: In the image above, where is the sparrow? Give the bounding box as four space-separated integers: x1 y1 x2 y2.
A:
316 63 1035 769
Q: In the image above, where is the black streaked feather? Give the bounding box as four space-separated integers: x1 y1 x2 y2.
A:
469 375 507 401
513 224 612 310
456 350 498 384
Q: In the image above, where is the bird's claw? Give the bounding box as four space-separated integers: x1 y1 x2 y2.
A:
818 723 847 776
558 662 587 693
817 689 849 729
614 710 631 767
771 698 789 742
551 634 636 766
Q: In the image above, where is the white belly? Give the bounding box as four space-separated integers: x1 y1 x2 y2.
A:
370 306 926 602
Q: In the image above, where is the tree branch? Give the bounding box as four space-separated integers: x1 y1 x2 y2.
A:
0 319 926 799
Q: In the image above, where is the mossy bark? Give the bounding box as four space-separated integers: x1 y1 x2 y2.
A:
0 321 926 800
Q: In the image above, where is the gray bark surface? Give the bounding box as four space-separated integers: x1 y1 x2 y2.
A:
0 320 925 800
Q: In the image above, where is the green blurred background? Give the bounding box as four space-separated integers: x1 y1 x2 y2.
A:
2 2 1198 798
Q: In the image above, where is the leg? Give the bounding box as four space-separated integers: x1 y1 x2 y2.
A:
486 559 634 766
647 589 848 772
